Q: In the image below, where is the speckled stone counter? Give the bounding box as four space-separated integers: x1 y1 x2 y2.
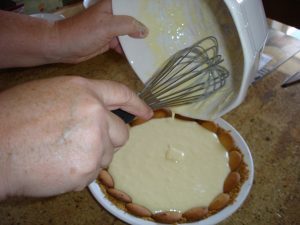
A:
0 47 299 225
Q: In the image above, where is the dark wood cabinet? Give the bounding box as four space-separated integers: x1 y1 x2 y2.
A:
262 0 300 28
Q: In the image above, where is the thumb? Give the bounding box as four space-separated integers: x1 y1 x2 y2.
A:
107 15 149 38
87 80 153 120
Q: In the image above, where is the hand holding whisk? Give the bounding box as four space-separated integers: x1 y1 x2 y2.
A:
113 36 229 123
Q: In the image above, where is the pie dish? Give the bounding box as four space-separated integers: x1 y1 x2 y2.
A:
89 111 253 225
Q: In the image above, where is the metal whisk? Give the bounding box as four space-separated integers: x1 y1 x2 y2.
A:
113 36 229 123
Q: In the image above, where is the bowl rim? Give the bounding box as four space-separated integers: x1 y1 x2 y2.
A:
88 117 254 225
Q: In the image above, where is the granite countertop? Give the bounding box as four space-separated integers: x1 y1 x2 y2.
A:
0 25 299 225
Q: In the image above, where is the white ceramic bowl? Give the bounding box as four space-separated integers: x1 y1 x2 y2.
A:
89 118 254 225
111 0 268 120
84 0 267 120
30 13 65 21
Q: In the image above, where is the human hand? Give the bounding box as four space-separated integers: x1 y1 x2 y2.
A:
0 0 147 68
0 76 152 199
52 0 148 63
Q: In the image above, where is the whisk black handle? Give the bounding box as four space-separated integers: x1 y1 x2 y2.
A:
112 109 135 124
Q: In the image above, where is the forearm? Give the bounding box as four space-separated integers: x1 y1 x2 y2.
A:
0 130 14 200
0 10 60 68
0 149 8 200
0 145 12 200
0 95 19 200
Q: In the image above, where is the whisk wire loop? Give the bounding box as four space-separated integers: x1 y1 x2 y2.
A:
139 36 229 109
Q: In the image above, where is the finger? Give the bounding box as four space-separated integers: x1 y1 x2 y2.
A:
90 1 148 38
106 112 129 148
109 38 124 54
112 45 124 55
97 119 115 169
100 112 129 168
88 80 153 120
107 15 149 39
100 149 114 168
99 135 114 169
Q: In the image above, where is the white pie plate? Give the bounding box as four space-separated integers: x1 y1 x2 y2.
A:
88 118 254 225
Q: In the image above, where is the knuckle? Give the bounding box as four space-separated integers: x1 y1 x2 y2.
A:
83 156 99 174
100 150 114 168
109 117 129 148
118 122 129 146
86 99 105 116
64 75 89 87
119 84 135 105
121 122 130 142
76 96 106 120
69 149 100 178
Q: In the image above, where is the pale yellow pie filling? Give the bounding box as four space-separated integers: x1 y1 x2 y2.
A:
109 118 230 213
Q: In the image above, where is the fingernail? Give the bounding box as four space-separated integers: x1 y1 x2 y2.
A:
135 20 149 38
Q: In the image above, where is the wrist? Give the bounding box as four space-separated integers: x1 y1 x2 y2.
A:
40 20 63 65
44 18 79 64
0 11 64 68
